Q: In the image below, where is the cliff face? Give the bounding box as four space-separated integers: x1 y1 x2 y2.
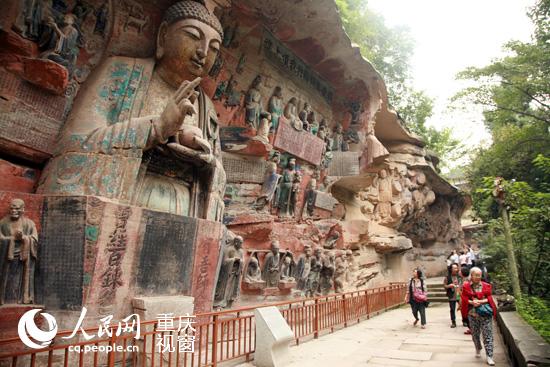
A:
0 0 468 312
331 137 468 287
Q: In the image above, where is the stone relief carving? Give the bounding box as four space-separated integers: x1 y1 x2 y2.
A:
214 235 244 309
0 199 38 305
262 240 281 288
37 0 226 222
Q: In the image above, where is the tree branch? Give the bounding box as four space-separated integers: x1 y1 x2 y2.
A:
501 80 550 110
479 102 550 124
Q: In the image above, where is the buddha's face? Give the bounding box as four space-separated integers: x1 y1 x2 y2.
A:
157 18 221 87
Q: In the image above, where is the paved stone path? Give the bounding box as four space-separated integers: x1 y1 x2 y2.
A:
238 302 510 367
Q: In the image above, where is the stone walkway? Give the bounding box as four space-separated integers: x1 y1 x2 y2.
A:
238 302 510 367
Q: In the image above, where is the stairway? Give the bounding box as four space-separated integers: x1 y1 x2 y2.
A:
427 281 449 303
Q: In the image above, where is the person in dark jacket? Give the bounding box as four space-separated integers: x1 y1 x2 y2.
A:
443 263 460 328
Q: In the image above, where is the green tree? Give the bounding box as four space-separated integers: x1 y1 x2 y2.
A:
336 0 463 168
457 0 550 337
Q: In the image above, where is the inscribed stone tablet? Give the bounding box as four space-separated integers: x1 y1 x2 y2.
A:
223 155 266 184
314 191 338 211
273 123 324 166
327 151 360 176
137 211 198 295
40 196 86 309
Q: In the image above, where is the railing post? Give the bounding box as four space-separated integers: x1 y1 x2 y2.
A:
212 315 218 367
383 287 388 310
107 331 116 367
365 290 370 319
342 294 348 327
314 298 319 339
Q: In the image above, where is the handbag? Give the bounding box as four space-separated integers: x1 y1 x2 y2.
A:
475 303 493 317
413 287 428 303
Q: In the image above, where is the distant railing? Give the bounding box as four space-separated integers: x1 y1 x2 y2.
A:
0 283 407 367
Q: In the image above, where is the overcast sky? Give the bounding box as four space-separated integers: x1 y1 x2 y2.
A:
367 0 536 169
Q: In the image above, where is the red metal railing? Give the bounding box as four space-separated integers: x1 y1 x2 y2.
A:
0 283 406 367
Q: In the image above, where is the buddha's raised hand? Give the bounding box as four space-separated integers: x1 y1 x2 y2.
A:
155 77 201 142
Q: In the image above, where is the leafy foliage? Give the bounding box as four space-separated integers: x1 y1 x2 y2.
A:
516 296 550 343
458 0 550 336
335 0 462 167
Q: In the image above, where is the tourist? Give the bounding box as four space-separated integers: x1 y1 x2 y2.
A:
450 250 459 267
459 266 472 335
466 245 475 267
443 263 460 327
404 268 428 329
459 250 468 267
445 252 454 268
461 267 497 366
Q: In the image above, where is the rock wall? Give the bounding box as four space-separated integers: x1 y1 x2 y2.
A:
0 0 468 315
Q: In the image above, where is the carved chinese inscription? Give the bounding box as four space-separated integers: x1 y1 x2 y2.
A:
99 206 131 306
223 155 268 184
273 122 325 166
327 151 361 177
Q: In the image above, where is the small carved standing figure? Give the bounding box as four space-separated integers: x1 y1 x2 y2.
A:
319 250 335 295
262 241 281 288
334 251 347 293
254 152 281 211
279 253 295 282
268 86 284 132
244 75 262 130
305 178 317 217
289 171 302 217
284 97 300 130
305 247 323 297
213 235 244 309
251 112 271 145
331 123 346 152
294 245 312 291
276 158 298 218
0 199 39 305
298 103 312 131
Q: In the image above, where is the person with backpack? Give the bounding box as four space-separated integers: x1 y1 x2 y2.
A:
460 267 497 366
404 268 428 329
443 263 460 328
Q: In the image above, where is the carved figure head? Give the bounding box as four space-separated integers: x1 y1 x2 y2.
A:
270 240 280 255
234 235 243 249
288 157 296 170
9 199 25 221
156 1 223 87
273 86 282 97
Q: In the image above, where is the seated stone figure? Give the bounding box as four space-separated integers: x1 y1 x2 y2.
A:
37 1 226 221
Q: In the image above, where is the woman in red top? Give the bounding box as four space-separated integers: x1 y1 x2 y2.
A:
460 267 497 366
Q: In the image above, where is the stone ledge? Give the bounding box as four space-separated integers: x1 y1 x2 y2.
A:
497 311 550 366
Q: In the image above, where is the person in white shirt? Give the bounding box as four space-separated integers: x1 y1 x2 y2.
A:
450 250 459 266
459 251 469 267
468 246 477 267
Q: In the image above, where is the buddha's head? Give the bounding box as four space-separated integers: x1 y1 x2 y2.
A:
156 0 223 87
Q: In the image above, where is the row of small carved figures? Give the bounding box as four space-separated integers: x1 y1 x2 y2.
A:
242 247 354 293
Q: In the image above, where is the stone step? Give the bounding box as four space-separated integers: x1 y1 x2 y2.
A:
428 292 447 297
428 297 449 302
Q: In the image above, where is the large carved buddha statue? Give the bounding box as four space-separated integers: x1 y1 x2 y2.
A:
38 1 226 221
